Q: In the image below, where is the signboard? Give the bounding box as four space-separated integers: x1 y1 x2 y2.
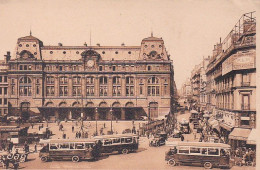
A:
222 51 255 75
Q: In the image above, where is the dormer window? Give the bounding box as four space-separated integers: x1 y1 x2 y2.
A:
19 44 22 47
115 51 118 54
33 44 36 47
26 44 29 47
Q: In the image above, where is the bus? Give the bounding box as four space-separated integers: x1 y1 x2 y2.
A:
94 134 139 154
39 139 100 162
165 141 231 169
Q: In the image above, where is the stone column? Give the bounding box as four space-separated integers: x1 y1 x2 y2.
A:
95 108 99 120
95 76 99 97
121 108 126 120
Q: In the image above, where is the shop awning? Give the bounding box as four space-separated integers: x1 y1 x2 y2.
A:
247 128 257 145
229 128 251 141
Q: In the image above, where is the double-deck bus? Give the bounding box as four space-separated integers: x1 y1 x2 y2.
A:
94 134 139 154
39 139 100 162
165 141 231 169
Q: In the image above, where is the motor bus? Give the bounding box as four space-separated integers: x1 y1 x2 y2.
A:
94 134 139 154
165 141 231 169
39 139 100 162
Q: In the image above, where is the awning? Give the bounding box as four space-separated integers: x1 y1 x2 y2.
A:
219 122 233 131
247 128 257 145
229 128 251 141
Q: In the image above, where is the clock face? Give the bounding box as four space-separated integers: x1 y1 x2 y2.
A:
87 60 94 67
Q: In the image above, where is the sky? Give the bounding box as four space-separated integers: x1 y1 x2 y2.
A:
0 0 258 89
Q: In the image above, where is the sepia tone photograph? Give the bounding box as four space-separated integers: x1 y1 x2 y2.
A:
0 0 258 169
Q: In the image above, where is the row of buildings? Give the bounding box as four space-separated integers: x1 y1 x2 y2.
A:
180 12 256 149
0 33 175 121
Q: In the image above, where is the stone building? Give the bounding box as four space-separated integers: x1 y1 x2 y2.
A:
206 12 256 148
3 33 174 121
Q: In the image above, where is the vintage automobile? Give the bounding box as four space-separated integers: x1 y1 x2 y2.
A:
165 141 231 169
171 130 182 138
149 132 167 147
179 120 190 134
189 110 199 123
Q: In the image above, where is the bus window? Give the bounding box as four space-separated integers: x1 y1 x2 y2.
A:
178 147 189 154
125 138 133 143
60 143 69 149
190 147 201 154
112 138 120 144
70 143 75 149
201 148 207 155
104 139 112 145
75 143 84 149
50 144 59 150
208 148 219 156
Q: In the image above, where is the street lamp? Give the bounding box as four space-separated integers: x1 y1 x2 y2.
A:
110 107 113 134
147 105 150 123
95 107 98 136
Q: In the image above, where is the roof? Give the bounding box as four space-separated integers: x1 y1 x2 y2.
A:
166 141 231 149
94 133 138 139
229 128 251 141
18 35 42 42
142 36 163 41
49 139 96 143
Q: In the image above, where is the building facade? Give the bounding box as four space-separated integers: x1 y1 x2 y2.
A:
2 34 174 121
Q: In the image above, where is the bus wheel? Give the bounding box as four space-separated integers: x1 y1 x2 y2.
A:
20 154 26 162
122 149 129 154
204 162 212 169
13 154 20 160
41 156 48 162
72 156 80 162
168 159 176 166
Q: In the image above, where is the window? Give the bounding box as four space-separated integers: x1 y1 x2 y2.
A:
178 147 189 154
208 148 219 156
73 76 81 85
112 138 120 144
59 66 63 71
115 51 118 54
59 86 68 96
0 99 2 105
140 86 143 95
50 144 59 150
148 66 151 71
99 76 108 96
148 77 160 96
242 73 250 86
75 143 84 149
121 138 132 143
4 76 7 82
19 76 32 96
86 77 94 96
0 76 2 82
112 77 121 96
60 143 70 149
11 86 15 95
113 66 116 71
190 147 201 154
99 66 103 71
4 87 7 95
46 86 55 96
126 76 134 96
104 139 112 145
201 148 207 155
73 76 82 96
36 86 40 95
46 76 55 84
59 76 68 84
242 94 250 110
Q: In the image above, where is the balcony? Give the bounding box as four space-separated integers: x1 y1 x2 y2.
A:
241 104 250 110
241 82 250 87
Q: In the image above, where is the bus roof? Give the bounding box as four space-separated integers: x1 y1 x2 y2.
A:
49 139 96 143
166 141 231 149
94 133 138 140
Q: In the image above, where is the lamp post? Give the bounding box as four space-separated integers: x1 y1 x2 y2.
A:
110 107 113 134
95 107 98 136
147 105 150 131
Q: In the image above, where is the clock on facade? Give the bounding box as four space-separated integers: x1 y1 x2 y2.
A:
87 60 95 67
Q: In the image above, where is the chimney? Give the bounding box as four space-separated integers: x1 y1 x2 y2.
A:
84 42 87 47
58 43 63 46
4 51 11 63
96 43 100 47
121 43 125 46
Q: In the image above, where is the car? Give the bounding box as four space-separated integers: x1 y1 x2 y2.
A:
139 116 148 121
7 116 20 122
28 116 42 123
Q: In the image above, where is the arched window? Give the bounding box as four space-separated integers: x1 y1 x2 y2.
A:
72 76 81 96
99 76 108 96
126 76 134 96
86 77 95 96
148 77 160 96
113 76 121 96
19 76 32 96
59 76 68 96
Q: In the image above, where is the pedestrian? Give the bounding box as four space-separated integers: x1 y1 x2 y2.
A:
39 125 41 131
31 123 34 129
104 123 106 128
85 132 88 138
34 143 37 153
41 123 44 128
63 133 66 139
72 125 74 132
75 132 78 138
181 134 184 141
78 131 81 138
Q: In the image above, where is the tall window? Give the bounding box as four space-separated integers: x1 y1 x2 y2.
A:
72 76 81 96
148 77 160 96
59 76 68 96
242 73 250 86
46 76 55 96
99 76 108 96
126 76 134 96
113 76 121 96
86 77 95 96
19 76 32 96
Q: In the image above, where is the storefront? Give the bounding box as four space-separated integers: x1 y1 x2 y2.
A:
229 128 251 150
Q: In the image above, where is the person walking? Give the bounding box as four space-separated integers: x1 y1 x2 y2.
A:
34 143 37 153
78 131 81 138
75 132 78 138
181 134 184 141
72 125 74 132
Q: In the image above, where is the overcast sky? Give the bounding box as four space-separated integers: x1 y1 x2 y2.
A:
0 0 258 89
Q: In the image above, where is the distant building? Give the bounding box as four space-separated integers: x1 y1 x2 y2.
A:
1 33 174 121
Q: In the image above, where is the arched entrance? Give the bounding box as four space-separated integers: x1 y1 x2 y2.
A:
99 102 109 120
125 102 135 120
72 102 81 120
112 102 121 120
58 102 69 120
86 102 95 120
149 102 158 119
21 102 30 121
